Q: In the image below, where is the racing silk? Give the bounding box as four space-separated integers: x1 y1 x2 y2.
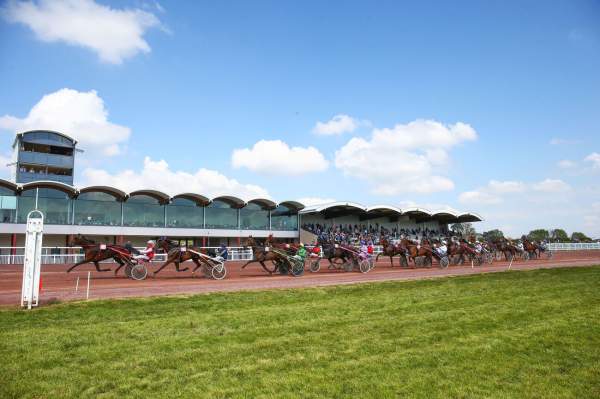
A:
139 245 155 260
367 245 374 255
296 247 307 259
218 247 228 259
437 244 447 255
360 244 368 255
311 246 320 255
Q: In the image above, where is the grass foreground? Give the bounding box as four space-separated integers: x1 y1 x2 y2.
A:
1 266 599 398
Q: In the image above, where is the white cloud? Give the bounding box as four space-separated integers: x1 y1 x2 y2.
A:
459 178 570 205
458 190 502 205
0 88 130 158
82 156 270 200
1 0 164 64
532 178 571 193
558 160 576 169
334 119 477 195
296 197 336 207
231 140 328 176
313 114 360 135
487 180 526 194
584 152 600 169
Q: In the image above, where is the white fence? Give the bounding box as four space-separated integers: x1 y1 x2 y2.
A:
0 246 254 265
546 242 600 251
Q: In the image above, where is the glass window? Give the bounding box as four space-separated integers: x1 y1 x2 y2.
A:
205 200 238 229
166 198 204 228
271 205 298 231
0 188 17 223
74 192 122 226
240 203 269 230
17 188 72 224
123 195 165 227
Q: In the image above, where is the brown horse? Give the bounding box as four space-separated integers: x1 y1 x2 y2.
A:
66 235 132 273
400 238 433 267
376 237 408 267
153 238 213 276
241 236 285 274
522 238 539 259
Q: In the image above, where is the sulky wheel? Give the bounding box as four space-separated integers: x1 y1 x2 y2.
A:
211 263 227 280
291 259 304 277
400 255 408 268
277 259 290 275
495 251 503 261
486 253 493 265
440 256 449 269
359 259 371 274
124 263 133 278
130 264 148 281
522 252 529 261
310 259 320 273
546 250 553 260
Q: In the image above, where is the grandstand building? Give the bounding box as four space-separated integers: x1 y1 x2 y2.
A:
0 131 482 251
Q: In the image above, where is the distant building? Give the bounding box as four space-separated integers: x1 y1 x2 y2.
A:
12 130 77 185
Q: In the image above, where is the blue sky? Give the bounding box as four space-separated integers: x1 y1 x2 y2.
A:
0 0 599 237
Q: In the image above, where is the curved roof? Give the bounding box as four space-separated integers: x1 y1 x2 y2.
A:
172 193 211 206
79 186 127 201
278 200 305 211
212 195 246 208
0 178 19 193
17 130 77 145
457 212 483 222
128 189 170 204
303 201 366 213
21 180 77 196
402 207 432 216
366 205 402 214
247 198 277 210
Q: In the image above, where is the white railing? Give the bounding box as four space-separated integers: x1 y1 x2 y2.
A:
546 242 600 251
0 246 254 265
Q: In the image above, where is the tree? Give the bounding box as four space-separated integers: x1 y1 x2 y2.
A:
450 223 476 237
528 229 549 241
550 229 569 242
571 232 592 243
482 229 504 241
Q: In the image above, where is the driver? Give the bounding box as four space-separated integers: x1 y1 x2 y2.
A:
215 243 228 262
134 240 155 262
295 243 307 261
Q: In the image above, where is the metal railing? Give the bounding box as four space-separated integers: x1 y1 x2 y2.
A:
546 242 600 251
0 246 254 265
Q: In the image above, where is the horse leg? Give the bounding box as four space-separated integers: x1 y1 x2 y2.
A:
94 260 111 273
153 258 174 276
175 261 189 272
260 261 273 275
113 258 126 276
241 259 255 270
389 255 394 268
67 258 90 273
191 258 203 274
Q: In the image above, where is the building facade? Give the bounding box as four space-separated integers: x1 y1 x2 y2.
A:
12 130 77 185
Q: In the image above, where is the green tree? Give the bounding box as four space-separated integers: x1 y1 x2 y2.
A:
528 229 549 241
450 223 476 237
550 229 569 242
482 229 504 241
570 232 592 242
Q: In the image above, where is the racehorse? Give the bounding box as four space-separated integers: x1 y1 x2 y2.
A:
241 236 285 274
447 239 467 264
319 241 353 268
522 237 539 259
153 238 211 276
66 235 132 274
400 238 433 267
376 236 408 267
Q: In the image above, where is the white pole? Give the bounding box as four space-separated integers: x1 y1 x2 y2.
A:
86 271 90 300
75 276 79 292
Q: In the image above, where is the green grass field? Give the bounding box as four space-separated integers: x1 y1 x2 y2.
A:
1 267 599 399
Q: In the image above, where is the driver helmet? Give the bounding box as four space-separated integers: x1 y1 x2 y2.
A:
147 240 155 247
299 243 305 247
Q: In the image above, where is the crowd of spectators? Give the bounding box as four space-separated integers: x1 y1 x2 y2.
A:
302 223 446 245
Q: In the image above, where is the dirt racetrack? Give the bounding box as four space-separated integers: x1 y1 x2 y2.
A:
1 251 599 307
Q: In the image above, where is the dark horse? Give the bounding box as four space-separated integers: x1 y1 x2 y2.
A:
376 236 408 267
400 238 433 267
241 236 283 274
66 235 132 274
153 238 212 276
